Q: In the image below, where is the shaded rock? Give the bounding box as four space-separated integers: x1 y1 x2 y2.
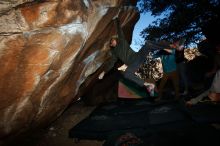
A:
0 0 139 138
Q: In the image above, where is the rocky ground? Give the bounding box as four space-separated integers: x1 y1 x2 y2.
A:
1 101 104 146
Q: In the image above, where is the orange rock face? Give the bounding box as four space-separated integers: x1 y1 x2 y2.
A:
0 0 139 138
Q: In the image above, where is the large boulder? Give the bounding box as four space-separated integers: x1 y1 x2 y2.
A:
0 0 139 138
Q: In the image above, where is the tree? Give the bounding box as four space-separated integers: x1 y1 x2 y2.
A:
138 0 220 45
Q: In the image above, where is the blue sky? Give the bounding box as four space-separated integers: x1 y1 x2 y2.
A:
130 12 156 52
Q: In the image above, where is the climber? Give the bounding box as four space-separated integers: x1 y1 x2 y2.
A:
98 7 172 97
98 7 152 88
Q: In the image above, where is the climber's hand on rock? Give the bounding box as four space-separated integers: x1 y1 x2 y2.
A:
112 7 121 20
98 71 105 79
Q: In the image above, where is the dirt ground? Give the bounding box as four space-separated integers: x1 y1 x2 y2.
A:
1 101 104 146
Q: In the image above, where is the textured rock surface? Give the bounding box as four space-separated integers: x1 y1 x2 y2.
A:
0 0 139 138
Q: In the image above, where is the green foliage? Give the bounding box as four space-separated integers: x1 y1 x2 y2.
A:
138 0 220 44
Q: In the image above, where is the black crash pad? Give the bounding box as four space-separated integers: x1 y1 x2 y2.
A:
69 99 220 146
